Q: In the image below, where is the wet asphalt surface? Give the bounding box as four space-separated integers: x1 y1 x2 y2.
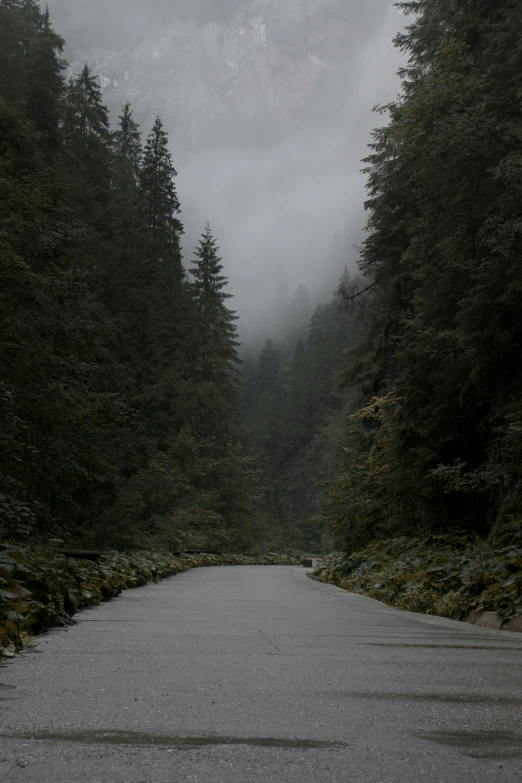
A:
0 565 521 782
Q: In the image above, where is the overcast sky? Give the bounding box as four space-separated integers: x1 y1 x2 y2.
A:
48 0 406 342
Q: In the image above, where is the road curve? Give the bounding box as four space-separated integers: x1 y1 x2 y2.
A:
1 565 521 782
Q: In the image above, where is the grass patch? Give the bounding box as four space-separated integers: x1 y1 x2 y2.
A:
313 531 522 625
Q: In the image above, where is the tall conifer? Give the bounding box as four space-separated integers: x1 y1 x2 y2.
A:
25 5 65 151
62 64 112 236
108 103 143 317
140 116 183 274
138 116 186 374
189 225 240 386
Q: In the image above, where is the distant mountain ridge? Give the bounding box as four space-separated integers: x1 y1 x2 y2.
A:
45 0 402 326
48 0 391 156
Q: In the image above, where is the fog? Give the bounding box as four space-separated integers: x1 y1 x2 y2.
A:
47 0 405 345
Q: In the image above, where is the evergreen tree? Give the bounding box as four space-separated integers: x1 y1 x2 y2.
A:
108 103 144 317
252 339 284 478
0 1 25 102
61 64 113 239
136 116 187 376
256 339 282 397
279 284 313 350
290 284 312 332
62 64 110 157
280 340 310 455
24 5 65 151
114 103 142 181
140 116 183 273
0 1 65 150
189 225 240 386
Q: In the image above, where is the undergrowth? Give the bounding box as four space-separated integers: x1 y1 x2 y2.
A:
0 545 300 657
313 531 522 626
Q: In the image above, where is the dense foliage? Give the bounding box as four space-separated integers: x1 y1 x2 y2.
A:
242 0 522 563
242 273 363 552
0 542 301 657
313 531 522 626
314 0 522 549
0 0 282 553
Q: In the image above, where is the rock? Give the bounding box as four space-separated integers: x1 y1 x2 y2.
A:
465 610 503 630
503 615 522 633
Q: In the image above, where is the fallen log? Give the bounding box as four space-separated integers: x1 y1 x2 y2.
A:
48 548 105 561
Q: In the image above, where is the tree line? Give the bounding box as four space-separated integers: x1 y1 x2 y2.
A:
0 0 288 553
244 0 522 552
2 0 521 556
327 0 522 549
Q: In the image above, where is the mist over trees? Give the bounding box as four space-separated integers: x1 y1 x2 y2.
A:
240 0 522 552
318 0 522 549
1 0 521 556
44 0 403 331
0 0 282 552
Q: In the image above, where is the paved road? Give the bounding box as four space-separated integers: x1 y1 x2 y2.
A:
1 566 521 782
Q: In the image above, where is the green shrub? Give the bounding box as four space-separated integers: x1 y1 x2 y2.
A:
313 531 522 625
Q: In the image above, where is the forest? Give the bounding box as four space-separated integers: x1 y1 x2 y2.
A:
1 0 522 559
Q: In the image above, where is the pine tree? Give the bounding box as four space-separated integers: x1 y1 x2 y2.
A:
24 5 65 151
256 339 281 398
0 1 24 102
136 116 187 376
62 64 110 155
281 284 312 350
253 339 284 477
62 64 113 235
108 103 144 315
140 116 183 272
0 0 65 151
189 224 240 386
114 103 141 184
112 104 143 253
280 339 309 455
0 0 40 104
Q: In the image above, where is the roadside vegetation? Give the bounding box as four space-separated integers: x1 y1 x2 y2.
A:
0 542 300 658
313 531 522 628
